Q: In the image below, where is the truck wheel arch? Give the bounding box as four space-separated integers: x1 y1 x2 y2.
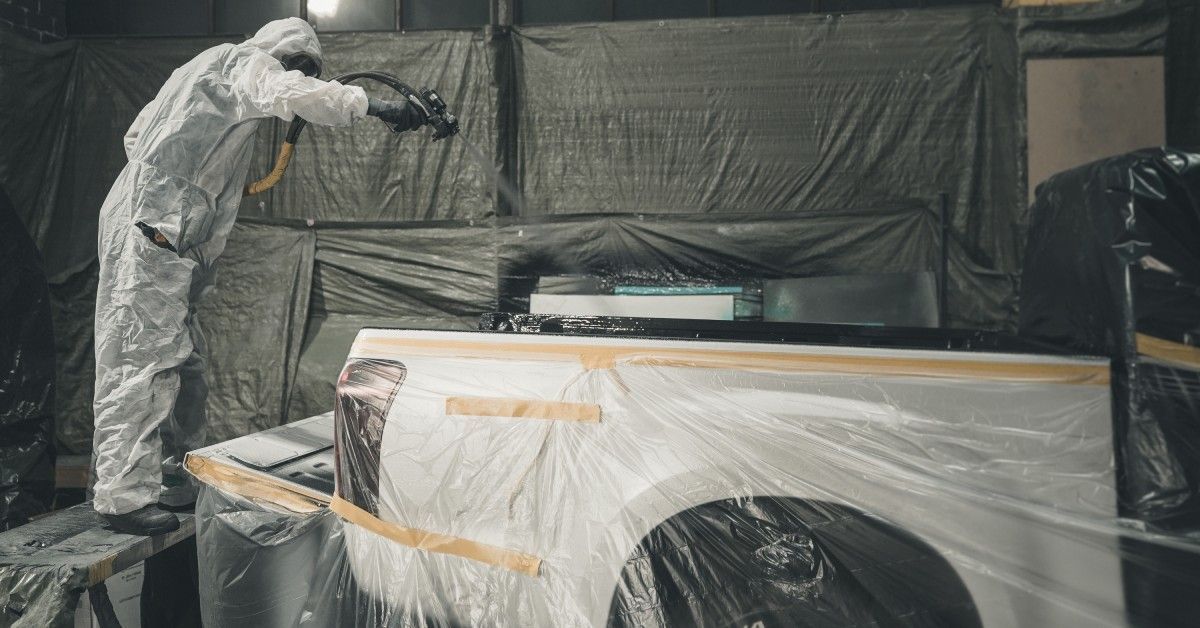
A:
605 496 982 628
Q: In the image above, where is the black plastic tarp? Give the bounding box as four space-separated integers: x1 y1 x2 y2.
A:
0 35 75 278
0 186 55 530
3 29 499 283
260 30 501 223
0 3 1190 453
286 219 498 422
1019 148 1199 363
513 12 1022 317
1019 145 1200 628
196 223 316 443
1019 148 1200 528
49 223 317 453
0 6 1033 328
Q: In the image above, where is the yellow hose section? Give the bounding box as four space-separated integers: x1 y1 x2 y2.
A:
243 141 295 196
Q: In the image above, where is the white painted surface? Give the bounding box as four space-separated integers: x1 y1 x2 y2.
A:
530 293 736 320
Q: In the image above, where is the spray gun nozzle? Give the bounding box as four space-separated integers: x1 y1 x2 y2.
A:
419 87 459 141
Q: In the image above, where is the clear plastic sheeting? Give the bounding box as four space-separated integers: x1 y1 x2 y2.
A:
333 329 1120 627
193 323 1197 627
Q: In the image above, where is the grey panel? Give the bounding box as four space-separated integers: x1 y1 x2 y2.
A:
222 416 333 470
214 0 299 35
763 272 940 327
123 0 211 35
1026 56 1165 203
64 0 121 35
404 0 489 29
496 209 940 316
519 0 610 24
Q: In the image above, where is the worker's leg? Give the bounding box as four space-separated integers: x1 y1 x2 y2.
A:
92 224 196 516
159 302 209 509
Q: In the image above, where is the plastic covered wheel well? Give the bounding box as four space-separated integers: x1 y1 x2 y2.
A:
607 496 981 628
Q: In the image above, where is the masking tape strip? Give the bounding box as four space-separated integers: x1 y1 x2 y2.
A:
329 496 542 577
355 337 1109 386
446 396 601 422
1138 334 1200 371
89 557 115 585
184 454 329 514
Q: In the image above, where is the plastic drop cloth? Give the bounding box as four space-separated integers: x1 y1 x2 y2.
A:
194 322 1200 627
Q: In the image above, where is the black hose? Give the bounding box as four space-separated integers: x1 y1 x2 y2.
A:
284 71 422 143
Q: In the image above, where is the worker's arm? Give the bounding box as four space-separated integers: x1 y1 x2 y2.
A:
231 51 369 127
123 101 156 160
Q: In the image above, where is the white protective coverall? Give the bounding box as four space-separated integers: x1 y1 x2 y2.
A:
92 18 370 515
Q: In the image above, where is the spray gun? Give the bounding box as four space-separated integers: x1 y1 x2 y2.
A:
245 71 460 196
403 88 459 141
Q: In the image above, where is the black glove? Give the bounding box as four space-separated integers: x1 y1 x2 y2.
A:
367 97 425 132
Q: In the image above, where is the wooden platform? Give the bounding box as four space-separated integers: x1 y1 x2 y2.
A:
0 502 194 625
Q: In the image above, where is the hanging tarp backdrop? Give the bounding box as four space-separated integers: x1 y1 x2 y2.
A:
0 3 1195 453
0 187 55 530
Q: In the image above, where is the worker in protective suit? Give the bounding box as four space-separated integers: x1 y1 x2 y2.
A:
92 17 425 535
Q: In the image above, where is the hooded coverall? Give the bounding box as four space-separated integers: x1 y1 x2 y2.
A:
92 18 370 515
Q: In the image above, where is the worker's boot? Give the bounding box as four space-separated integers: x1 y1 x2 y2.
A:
101 504 180 536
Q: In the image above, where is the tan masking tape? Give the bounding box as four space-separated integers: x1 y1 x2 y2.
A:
356 337 1109 386
329 495 542 577
89 557 115 585
184 454 329 514
1138 334 1200 371
446 396 601 422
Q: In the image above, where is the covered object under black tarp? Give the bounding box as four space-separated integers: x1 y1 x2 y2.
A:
0 187 55 530
1020 147 1200 526
1019 147 1200 625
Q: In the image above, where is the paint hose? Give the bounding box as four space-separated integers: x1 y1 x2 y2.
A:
243 71 458 196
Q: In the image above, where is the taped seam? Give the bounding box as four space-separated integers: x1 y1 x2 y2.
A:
445 396 601 422
1137 333 1200 370
329 496 542 577
353 337 1110 385
183 454 329 514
